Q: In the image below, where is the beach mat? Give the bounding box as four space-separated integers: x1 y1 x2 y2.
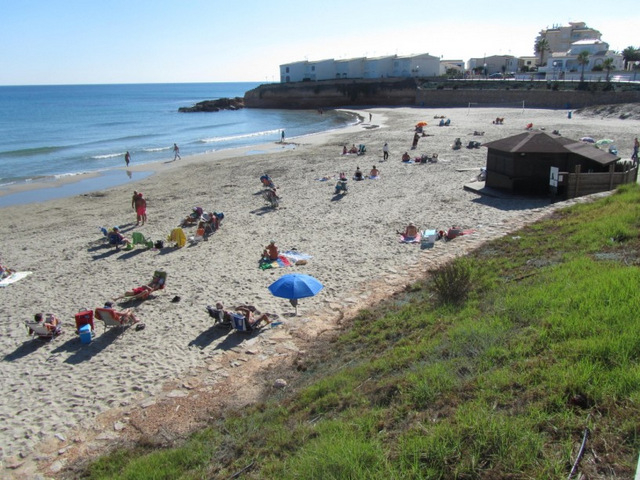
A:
0 271 33 287
399 234 421 244
260 252 311 270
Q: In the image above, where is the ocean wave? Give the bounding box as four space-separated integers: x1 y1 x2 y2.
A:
143 146 172 152
199 129 280 144
91 152 124 160
0 145 67 158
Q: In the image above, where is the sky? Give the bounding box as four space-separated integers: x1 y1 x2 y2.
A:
1 0 638 86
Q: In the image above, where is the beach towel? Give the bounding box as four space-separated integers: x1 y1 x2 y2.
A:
260 252 312 270
399 233 421 244
281 251 312 263
0 271 33 287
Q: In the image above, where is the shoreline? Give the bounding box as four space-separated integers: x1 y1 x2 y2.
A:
0 111 366 208
1 106 638 478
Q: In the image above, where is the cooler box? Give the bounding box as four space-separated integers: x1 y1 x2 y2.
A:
421 229 437 247
79 324 92 344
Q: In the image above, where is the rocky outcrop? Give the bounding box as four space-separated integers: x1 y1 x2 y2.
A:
243 78 418 109
178 97 244 112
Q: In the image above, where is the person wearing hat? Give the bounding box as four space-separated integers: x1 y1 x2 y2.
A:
398 222 419 239
262 240 279 261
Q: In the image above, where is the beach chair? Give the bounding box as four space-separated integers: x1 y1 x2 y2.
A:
25 314 62 340
94 307 137 331
118 270 167 302
167 227 187 248
74 310 95 334
357 144 366 155
230 312 265 334
131 232 154 249
107 228 133 250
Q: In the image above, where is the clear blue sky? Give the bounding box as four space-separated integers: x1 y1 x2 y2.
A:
1 0 638 85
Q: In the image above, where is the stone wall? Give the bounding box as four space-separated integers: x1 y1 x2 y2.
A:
415 88 640 109
244 79 640 110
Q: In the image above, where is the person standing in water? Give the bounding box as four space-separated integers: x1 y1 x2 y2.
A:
124 151 131 167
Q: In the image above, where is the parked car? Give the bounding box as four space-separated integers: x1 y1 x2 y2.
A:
488 73 504 79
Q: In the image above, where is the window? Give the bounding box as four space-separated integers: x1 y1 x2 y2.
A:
286 67 290 73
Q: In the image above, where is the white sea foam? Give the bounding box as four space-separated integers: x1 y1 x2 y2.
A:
91 152 124 160
199 129 280 144
143 146 172 152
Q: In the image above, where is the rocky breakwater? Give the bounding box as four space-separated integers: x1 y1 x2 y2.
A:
178 97 244 112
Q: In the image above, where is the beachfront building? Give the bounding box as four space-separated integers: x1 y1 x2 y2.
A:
280 53 440 82
280 58 335 82
468 55 519 76
280 61 308 83
335 57 365 79
363 55 396 79
536 22 602 56
519 56 538 72
440 60 466 76
391 53 440 78
539 39 624 79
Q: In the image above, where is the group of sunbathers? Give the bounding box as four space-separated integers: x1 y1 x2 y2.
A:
342 144 365 155
396 223 466 241
181 206 224 236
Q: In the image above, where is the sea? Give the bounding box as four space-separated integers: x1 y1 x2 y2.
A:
0 82 357 207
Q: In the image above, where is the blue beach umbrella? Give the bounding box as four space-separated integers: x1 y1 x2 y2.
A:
268 273 323 315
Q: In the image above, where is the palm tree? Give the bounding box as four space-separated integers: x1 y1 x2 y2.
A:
534 38 550 67
577 51 590 83
622 46 639 70
602 57 615 82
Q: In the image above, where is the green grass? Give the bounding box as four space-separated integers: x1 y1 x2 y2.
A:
82 184 640 479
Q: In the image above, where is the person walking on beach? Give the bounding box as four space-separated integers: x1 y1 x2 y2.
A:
281 130 285 143
124 151 131 167
383 142 389 161
173 143 181 161
134 192 147 225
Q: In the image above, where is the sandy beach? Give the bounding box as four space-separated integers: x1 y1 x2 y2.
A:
1 105 638 477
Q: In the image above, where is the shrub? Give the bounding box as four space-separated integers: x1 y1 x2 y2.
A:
431 259 472 305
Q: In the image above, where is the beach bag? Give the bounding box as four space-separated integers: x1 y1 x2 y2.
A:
155 240 164 249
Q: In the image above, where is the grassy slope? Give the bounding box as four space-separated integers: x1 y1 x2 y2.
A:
82 185 640 480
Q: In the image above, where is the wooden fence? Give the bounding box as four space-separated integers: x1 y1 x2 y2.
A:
563 164 638 199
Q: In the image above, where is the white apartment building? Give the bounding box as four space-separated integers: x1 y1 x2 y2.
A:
280 53 440 82
537 22 602 54
540 39 624 77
